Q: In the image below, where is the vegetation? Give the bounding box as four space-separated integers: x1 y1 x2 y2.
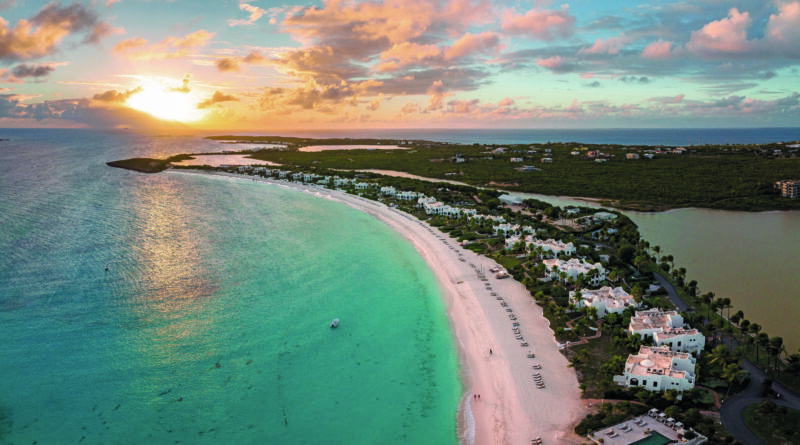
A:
203 136 800 212
743 400 800 444
106 154 193 173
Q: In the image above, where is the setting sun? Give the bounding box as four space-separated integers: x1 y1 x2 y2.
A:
126 79 206 123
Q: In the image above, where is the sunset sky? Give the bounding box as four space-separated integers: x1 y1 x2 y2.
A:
1 0 799 130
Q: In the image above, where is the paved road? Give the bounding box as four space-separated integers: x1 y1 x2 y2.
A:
652 272 800 443
720 355 800 444
652 271 689 311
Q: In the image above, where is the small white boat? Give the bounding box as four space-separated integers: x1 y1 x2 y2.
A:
330 318 339 328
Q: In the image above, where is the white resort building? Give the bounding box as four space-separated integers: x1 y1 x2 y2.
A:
529 238 576 258
396 191 419 201
380 186 397 196
569 286 638 317
629 309 705 353
494 223 521 237
614 346 696 392
542 258 606 285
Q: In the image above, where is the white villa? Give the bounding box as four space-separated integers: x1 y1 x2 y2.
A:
542 258 606 285
417 196 437 206
354 182 369 190
614 346 696 392
423 202 462 218
494 223 521 237
529 238 576 258
629 309 705 353
504 234 534 250
570 286 638 317
333 177 353 187
277 170 290 178
292 172 304 181
469 214 505 224
380 186 397 196
396 191 419 201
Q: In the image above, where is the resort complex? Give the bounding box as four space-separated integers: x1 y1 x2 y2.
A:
106 151 800 445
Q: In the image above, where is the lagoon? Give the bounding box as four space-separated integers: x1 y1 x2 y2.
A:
513 192 800 353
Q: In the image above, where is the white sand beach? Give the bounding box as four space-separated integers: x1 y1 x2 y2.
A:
174 170 588 444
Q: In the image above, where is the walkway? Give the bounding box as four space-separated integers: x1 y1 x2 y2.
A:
719 338 800 445
651 273 800 443
652 271 689 311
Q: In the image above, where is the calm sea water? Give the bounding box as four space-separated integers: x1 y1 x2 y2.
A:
0 129 460 444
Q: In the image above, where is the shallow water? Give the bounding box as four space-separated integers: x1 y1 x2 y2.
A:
0 129 460 444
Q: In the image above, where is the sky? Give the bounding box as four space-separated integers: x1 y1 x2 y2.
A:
1 0 799 131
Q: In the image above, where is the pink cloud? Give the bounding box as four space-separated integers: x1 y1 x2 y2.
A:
536 55 573 73
649 94 685 104
426 80 449 111
765 1 800 44
687 8 752 56
0 3 110 61
641 39 681 59
447 98 480 114
579 34 631 55
501 5 575 40
444 31 500 60
377 42 441 72
498 97 514 107
229 2 267 27
113 30 215 61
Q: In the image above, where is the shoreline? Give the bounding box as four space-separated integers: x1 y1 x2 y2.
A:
170 169 587 444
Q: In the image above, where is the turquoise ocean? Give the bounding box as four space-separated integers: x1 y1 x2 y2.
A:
0 130 461 444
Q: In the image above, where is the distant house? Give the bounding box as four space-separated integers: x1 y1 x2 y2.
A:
626 153 640 160
510 157 523 163
587 150 600 158
354 182 369 190
541 157 553 163
380 186 396 196
570 151 580 155
644 153 654 159
516 166 539 172
777 180 800 198
595 158 607 163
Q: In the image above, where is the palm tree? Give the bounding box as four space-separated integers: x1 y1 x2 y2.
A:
757 332 770 364
700 292 715 324
653 245 661 261
739 319 750 348
722 363 749 397
768 337 784 370
749 323 762 358
709 344 730 367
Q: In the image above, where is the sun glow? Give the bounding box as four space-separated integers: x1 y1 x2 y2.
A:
126 79 206 122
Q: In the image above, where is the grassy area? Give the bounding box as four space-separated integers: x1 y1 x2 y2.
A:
743 402 800 444
569 335 627 398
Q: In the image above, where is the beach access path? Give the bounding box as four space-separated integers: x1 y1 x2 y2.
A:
176 171 588 445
